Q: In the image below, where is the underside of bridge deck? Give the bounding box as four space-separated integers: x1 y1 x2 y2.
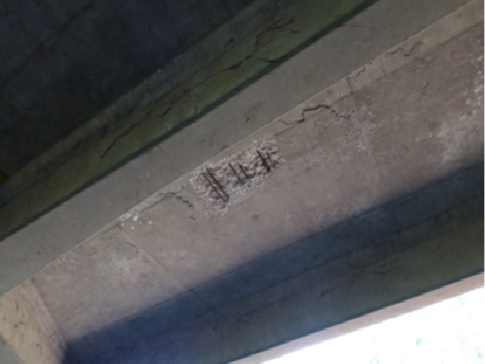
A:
0 1 483 363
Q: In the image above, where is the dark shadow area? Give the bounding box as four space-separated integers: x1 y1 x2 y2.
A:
62 162 484 363
0 0 254 176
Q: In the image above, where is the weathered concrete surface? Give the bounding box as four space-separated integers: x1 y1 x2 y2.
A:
0 2 482 363
31 229 192 341
59 168 483 363
0 279 65 364
0 0 476 297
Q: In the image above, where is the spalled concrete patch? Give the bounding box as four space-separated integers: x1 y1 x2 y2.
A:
190 139 280 212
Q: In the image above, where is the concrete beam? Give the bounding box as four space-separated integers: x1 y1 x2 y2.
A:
0 0 374 240
0 0 475 297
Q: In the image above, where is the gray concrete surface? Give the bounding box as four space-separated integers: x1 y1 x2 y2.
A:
0 2 483 362
0 0 475 296
0 280 65 364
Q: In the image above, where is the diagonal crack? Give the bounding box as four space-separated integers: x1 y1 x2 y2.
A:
99 93 178 158
255 16 299 47
99 26 297 158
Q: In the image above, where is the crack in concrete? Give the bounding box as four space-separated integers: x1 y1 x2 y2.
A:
279 103 352 127
344 23 377 43
99 91 179 158
350 65 367 81
295 103 351 124
319 286 337 298
97 7 305 159
99 39 288 159
255 15 299 47
170 192 194 210
385 41 423 58
13 320 26 328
